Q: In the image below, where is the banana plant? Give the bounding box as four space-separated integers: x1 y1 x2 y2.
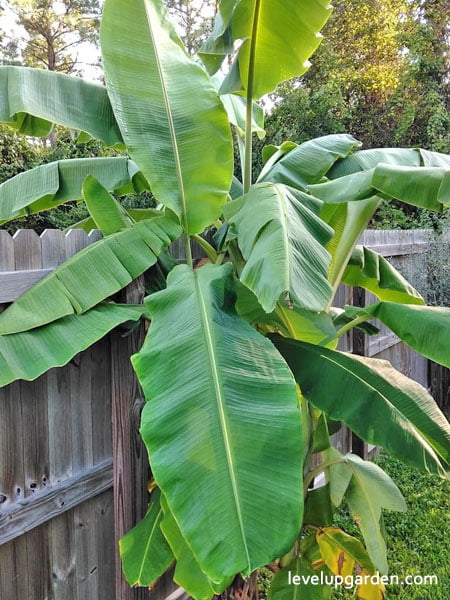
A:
0 1 450 599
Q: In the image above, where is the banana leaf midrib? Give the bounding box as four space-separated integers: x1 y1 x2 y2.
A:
194 272 252 572
137 506 167 583
143 0 188 231
311 350 444 465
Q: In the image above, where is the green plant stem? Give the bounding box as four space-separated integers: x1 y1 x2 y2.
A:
215 252 226 266
237 133 246 182
243 0 261 194
192 234 218 262
228 240 245 276
184 233 193 269
317 314 370 347
335 314 370 339
275 303 298 339
304 458 344 492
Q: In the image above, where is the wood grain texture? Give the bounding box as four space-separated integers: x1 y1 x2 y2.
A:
111 276 152 600
0 460 113 545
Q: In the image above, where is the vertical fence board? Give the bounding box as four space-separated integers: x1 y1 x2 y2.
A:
111 277 151 600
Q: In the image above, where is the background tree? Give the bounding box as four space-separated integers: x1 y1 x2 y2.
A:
259 0 450 228
165 0 217 55
0 0 101 74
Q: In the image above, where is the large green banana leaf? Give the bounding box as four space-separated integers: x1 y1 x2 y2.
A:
259 134 361 189
120 488 174 588
133 263 303 581
0 66 123 146
309 164 449 211
273 337 450 476
220 0 332 98
345 302 450 368
0 216 181 334
343 245 424 305
160 494 231 599
328 147 450 179
0 303 145 387
0 157 145 223
100 0 233 235
224 183 333 313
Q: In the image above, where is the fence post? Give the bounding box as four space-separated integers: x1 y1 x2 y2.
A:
111 276 150 600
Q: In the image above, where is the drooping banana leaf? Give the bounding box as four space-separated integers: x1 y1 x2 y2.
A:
82 175 134 236
342 245 424 305
345 302 450 368
0 303 145 387
0 65 123 146
0 216 181 334
120 488 174 588
220 0 332 99
316 527 376 576
160 494 231 599
101 0 233 234
224 183 333 313
260 141 297 169
258 134 361 189
0 157 146 223
198 0 239 74
320 198 381 292
420 148 450 168
310 164 450 211
327 146 450 179
328 148 422 179
331 454 406 574
273 337 450 476
134 263 303 581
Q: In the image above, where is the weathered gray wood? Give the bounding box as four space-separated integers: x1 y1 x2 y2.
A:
367 332 400 356
13 230 43 598
49 509 77 599
111 277 152 600
75 494 99 600
65 228 90 258
0 268 53 302
95 490 115 600
0 538 17 599
0 236 24 600
41 229 66 268
361 242 429 257
0 460 113 546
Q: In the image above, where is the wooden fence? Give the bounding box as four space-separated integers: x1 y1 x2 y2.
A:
0 228 446 599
